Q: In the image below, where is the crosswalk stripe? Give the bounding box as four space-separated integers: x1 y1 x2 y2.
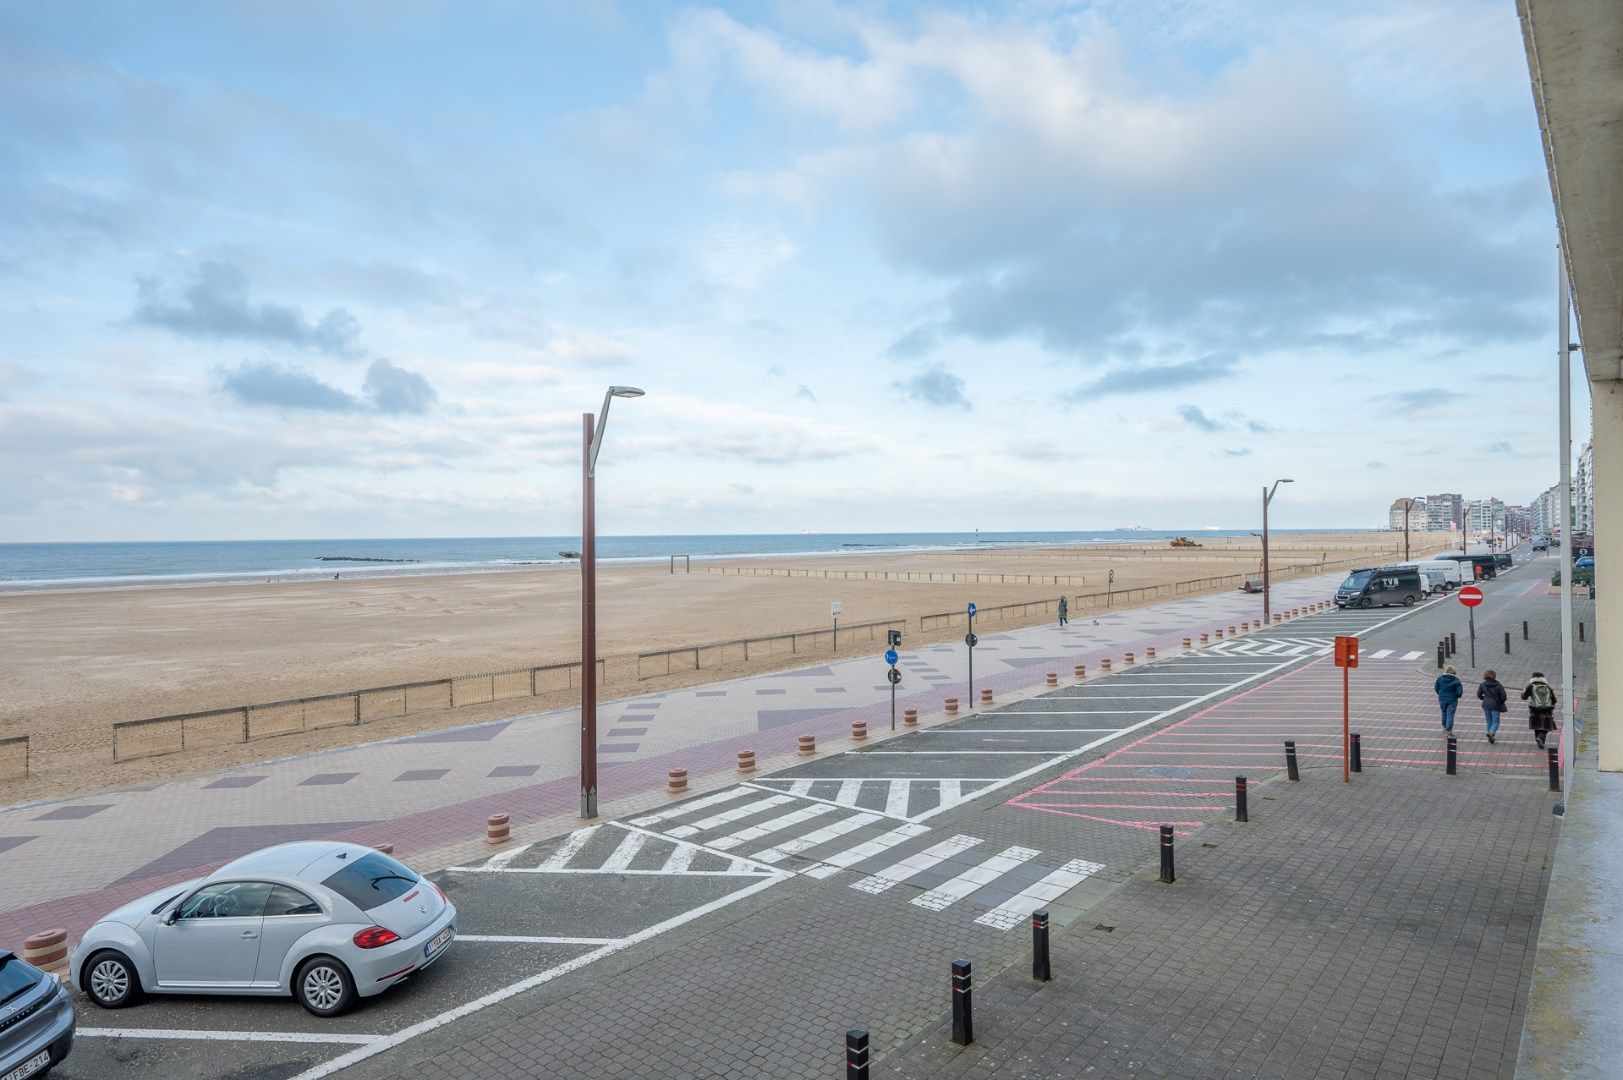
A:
885 781 912 818
668 795 793 838
709 803 837 851
974 859 1105 930
630 788 750 827
659 843 698 873
940 780 962 808
536 826 600 870
486 841 535 869
756 811 881 864
789 779 815 797
806 822 931 877
836 780 863 806
1401 650 1423 660
599 831 648 871
1369 649 1394 659
912 846 1041 912
851 834 982 894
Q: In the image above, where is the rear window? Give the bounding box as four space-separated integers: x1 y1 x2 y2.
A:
320 852 420 912
0 955 40 1007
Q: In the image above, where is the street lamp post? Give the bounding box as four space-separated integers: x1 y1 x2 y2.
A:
1262 478 1294 624
580 385 645 820
1399 497 1417 561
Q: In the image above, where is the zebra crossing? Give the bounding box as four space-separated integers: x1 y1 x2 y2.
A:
745 776 1000 820
466 783 1106 931
1199 636 1427 662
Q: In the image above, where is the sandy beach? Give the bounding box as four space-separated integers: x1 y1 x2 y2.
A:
0 532 1442 800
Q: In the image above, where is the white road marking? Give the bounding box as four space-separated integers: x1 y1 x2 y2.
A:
629 788 751 827
851 834 981 894
742 780 915 820
82 1028 378 1045
835 779 863 806
668 794 793 838
1401 651 1424 660
884 780 912 818
290 874 787 1080
459 935 621 945
789 779 816 796
709 802 836 851
485 841 535 869
446 866 766 876
858 750 1055 755
912 846 1041 912
805 821 930 876
598 831 648 871
974 859 1106 931
754 811 880 864
1368 649 1395 659
911 728 1119 733
535 826 599 870
940 779 962 808
660 843 699 873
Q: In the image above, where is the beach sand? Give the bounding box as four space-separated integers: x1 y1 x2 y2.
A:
0 533 1440 801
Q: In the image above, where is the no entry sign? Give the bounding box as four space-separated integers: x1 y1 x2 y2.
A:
1458 585 1484 607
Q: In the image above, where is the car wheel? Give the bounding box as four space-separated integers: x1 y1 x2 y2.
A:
1358 598 1372 609
1404 595 1416 607
295 956 357 1017
84 950 142 1009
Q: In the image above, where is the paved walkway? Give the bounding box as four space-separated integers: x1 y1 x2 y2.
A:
0 575 1336 952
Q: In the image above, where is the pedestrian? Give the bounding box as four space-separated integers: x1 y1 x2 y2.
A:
1057 597 1068 627
1477 669 1507 744
1522 671 1559 749
1434 665 1464 733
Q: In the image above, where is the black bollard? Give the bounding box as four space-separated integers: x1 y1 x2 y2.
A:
950 959 973 1046
1235 776 1249 822
1523 620 1529 641
1446 735 1457 776
1549 747 1561 793
1032 909 1051 982
846 1029 870 1080
1580 622 1586 643
1159 824 1176 882
1449 632 1457 656
1437 642 1446 669
1505 631 1511 654
1285 740 1300 781
1351 733 1362 773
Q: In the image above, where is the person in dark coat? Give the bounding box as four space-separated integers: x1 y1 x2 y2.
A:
1434 665 1464 733
1522 672 1559 749
1057 597 1068 627
1477 670 1508 744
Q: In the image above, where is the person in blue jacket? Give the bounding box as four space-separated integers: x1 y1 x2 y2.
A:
1435 665 1465 732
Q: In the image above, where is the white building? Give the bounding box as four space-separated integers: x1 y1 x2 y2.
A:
1577 441 1595 534
1387 497 1426 531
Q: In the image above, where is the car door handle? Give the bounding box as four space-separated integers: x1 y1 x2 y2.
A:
241 931 257 939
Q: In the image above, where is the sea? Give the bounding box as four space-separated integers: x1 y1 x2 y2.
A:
0 530 1353 591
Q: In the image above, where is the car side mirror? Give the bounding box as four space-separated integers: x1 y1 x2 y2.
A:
163 907 181 926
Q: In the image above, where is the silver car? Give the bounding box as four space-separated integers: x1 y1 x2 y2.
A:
69 842 455 1017
0 951 75 1079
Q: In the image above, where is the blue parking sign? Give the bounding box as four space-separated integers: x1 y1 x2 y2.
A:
967 602 976 617
885 649 898 665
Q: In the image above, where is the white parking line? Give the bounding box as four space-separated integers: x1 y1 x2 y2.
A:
459 935 621 945
709 802 836 851
81 1028 379 1045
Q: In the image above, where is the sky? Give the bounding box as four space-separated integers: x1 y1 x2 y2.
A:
0 0 1589 541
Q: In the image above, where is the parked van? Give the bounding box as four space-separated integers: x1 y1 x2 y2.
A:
1335 566 1425 608
1397 560 1463 590
1438 553 1498 581
1415 566 1455 595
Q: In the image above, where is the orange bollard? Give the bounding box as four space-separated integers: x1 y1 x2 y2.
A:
1045 672 1058 687
23 929 68 980
980 687 993 705
667 768 688 794
1146 646 1156 659
486 813 510 845
945 697 959 714
737 750 756 773
1100 658 1112 672
798 734 817 755
1074 664 1086 680
1182 637 1192 649
903 709 918 726
1200 633 1209 644
851 721 867 741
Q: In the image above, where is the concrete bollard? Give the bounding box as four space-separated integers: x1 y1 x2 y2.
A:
1100 658 1112 672
1074 664 1086 681
980 687 993 706
486 813 510 845
1274 613 1283 624
945 697 959 714
1182 637 1192 650
1200 633 1209 644
737 749 756 773
851 721 868 742
667 768 688 793
373 843 394 855
1215 628 1224 640
1045 672 1058 687
904 709 918 727
1146 646 1157 659
1124 652 1135 665
798 734 817 755
1227 626 1237 636
23 929 68 980
1241 621 1250 632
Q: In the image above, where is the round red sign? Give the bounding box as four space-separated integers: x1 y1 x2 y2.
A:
1458 585 1484 607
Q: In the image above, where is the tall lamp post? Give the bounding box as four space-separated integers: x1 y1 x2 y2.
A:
1261 478 1294 624
580 385 645 820
1399 497 1418 561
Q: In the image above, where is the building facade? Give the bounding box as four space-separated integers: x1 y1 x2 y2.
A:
1426 492 1463 532
1387 497 1426 532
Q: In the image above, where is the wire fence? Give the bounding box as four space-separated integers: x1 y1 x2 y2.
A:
634 615 907 679
706 567 1088 586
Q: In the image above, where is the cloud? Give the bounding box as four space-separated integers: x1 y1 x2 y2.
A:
134 261 364 357
794 385 817 403
1370 388 1464 417
1487 440 1512 453
550 329 636 369
220 360 358 411
1178 405 1225 432
1221 447 1252 457
363 359 438 415
1007 439 1069 461
885 326 938 360
893 362 970 410
1367 460 1386 470
1067 355 1240 399
1244 418 1274 434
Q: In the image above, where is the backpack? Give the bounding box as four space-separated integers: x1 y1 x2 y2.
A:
1530 681 1555 709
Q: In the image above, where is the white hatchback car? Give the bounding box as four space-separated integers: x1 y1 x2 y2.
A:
70 842 455 1017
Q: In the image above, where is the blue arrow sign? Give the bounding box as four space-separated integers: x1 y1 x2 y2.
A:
885 649 898 666
966 602 977 617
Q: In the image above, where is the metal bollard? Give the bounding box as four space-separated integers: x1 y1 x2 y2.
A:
1449 632 1457 656
1437 642 1446 669
1549 747 1561 792
1505 631 1511 654
1032 909 1051 981
1351 733 1362 773
1446 735 1457 776
1159 824 1176 882
1580 622 1586 642
846 1029 870 1080
1234 776 1248 823
1523 620 1529 640
1285 740 1300 781
951 959 974 1045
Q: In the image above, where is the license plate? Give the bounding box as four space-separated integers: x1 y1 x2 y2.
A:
2 1050 51 1080
424 926 453 957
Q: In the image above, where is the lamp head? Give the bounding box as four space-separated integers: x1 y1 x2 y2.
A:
609 385 645 399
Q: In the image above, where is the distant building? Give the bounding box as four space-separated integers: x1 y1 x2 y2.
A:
1465 498 1505 536
1387 497 1426 532
1504 505 1531 541
1427 493 1463 532
1576 442 1594 534
1532 484 1562 536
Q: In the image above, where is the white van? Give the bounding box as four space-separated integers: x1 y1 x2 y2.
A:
1400 560 1463 592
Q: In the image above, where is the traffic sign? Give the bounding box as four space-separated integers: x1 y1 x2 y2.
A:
965 633 978 648
1458 585 1484 608
966 602 977 618
831 601 844 617
887 668 901 685
1333 635 1359 669
885 649 898 665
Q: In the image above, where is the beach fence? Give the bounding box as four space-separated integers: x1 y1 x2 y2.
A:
635 616 907 679
110 659 603 763
0 736 27 780
706 567 1088 586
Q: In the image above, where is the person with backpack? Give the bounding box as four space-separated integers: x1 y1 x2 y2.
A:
1522 672 1559 749
1057 597 1068 627
1434 665 1464 733
1477 669 1508 744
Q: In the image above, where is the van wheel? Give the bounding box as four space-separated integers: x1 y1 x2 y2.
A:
1404 595 1416 607
1358 598 1372 609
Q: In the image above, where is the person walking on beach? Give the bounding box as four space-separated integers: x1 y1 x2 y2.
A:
1522 671 1559 749
1435 665 1464 733
1057 597 1068 627
1477 669 1507 744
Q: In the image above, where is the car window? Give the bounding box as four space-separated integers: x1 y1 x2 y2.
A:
264 884 322 917
176 881 274 920
320 852 420 912
0 955 40 1007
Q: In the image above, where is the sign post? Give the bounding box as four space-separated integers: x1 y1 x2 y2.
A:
965 602 978 707
1458 586 1483 668
886 629 902 731
1334 636 1359 782
831 600 844 652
